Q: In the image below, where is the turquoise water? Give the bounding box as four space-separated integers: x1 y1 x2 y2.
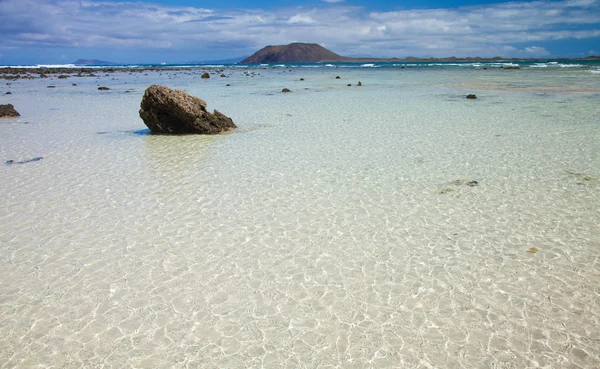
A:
1 66 599 368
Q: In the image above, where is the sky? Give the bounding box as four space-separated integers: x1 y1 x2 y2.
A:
0 0 599 64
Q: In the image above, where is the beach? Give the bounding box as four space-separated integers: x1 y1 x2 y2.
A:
1 63 599 368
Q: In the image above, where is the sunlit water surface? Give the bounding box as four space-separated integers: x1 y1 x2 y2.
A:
1 67 599 368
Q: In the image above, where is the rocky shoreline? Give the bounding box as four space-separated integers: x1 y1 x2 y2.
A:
0 66 224 80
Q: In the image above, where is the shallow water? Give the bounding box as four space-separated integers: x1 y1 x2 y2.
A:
1 67 599 368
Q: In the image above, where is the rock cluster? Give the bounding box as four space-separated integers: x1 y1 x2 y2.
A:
139 85 236 134
0 104 20 118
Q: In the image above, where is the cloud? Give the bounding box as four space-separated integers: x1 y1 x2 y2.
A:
0 0 599 60
524 46 550 55
287 14 317 24
322 0 345 3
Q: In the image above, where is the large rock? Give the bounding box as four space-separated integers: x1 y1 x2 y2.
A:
139 85 236 134
0 104 20 118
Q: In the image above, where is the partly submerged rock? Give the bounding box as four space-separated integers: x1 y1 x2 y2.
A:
98 86 110 90
357 81 362 86
5 157 42 165
0 104 20 118
282 88 292 93
139 85 236 134
466 94 477 99
451 179 479 186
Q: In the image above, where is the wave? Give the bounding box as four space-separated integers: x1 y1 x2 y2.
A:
531 62 584 68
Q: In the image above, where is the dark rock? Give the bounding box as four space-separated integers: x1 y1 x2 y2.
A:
282 88 292 93
220 74 226 77
58 75 69 79
139 85 236 134
40 73 48 78
5 157 43 166
335 76 341 79
72 83 77 86
201 72 210 79
0 104 20 117
357 81 362 86
299 78 304 81
452 179 478 186
5 91 11 94
502 66 520 70
47 85 56 88
347 84 351 86
226 84 231 86
98 87 110 90
466 94 477 99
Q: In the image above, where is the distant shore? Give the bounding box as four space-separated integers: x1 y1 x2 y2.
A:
1 56 598 80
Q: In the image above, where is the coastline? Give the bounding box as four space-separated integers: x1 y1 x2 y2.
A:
1 57 599 80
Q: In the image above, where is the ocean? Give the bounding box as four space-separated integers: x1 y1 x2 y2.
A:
1 62 599 368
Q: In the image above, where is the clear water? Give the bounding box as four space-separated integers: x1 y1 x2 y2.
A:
1 67 599 368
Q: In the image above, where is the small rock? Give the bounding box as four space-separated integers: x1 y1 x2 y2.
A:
6 82 12 86
5 92 11 95
47 85 56 88
466 94 477 99
98 87 110 90
335 76 341 79
220 74 226 77
451 179 478 186
347 84 351 86
5 157 43 165
58 75 69 79
72 84 77 86
226 84 231 86
201 72 210 79
300 78 304 81
0 104 20 117
357 81 362 86
282 88 292 93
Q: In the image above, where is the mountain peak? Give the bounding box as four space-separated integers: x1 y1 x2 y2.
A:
240 43 349 64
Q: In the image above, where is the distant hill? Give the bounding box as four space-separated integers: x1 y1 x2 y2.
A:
73 59 116 66
241 43 350 64
241 43 600 64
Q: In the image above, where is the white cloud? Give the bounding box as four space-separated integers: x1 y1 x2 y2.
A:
524 46 550 55
322 0 344 3
0 0 598 59
287 14 317 24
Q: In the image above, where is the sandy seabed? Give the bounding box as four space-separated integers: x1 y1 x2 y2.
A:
1 66 599 368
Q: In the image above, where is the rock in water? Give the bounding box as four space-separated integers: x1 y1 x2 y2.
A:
139 85 236 134
466 94 477 99
0 104 20 118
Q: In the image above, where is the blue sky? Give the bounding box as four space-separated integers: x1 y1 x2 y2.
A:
0 0 598 64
